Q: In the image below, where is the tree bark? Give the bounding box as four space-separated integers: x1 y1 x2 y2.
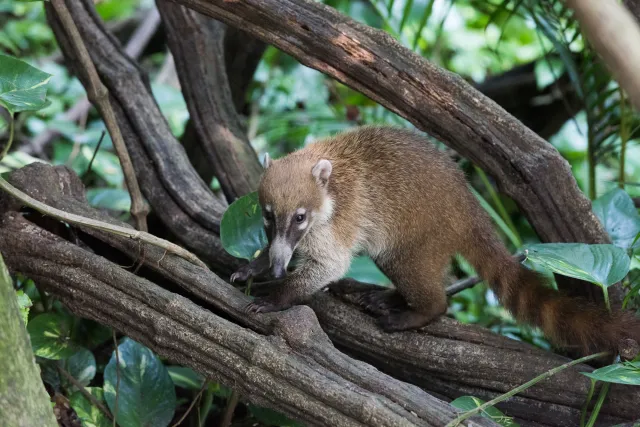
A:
0 253 58 427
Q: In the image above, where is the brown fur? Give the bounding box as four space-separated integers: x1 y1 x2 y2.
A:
244 125 640 354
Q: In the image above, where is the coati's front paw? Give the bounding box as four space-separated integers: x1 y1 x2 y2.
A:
356 289 405 314
244 297 290 314
230 265 253 283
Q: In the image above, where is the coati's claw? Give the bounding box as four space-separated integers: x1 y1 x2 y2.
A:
230 267 251 283
244 297 283 314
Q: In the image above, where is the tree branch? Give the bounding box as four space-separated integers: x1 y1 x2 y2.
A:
49 0 149 232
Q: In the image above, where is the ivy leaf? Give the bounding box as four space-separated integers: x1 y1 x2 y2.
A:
220 191 268 260
15 289 32 325
167 366 204 390
103 338 176 427
523 243 630 288
0 53 51 114
61 348 97 393
450 396 519 427
27 312 79 360
592 189 640 250
582 361 640 385
69 387 112 427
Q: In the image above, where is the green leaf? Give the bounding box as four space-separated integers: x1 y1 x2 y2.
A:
220 191 268 260
27 312 79 359
103 338 176 427
523 243 631 287
344 256 390 285
582 361 640 385
61 348 97 393
167 366 204 390
0 53 51 114
86 188 131 212
592 189 640 250
15 289 31 325
247 404 303 427
450 396 519 427
69 387 112 427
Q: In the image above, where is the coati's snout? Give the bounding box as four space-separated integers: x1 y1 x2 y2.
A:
258 153 334 280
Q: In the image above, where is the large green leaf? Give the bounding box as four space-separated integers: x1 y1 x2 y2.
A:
61 348 96 393
103 338 176 427
0 53 51 114
15 289 31 325
247 404 303 427
592 189 640 250
69 387 112 427
582 361 640 385
27 312 79 360
221 191 268 260
450 396 519 427
523 243 631 287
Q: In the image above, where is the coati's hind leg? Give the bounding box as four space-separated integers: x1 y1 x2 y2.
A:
373 247 449 332
327 279 407 314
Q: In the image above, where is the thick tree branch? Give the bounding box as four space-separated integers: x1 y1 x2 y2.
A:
157 0 263 201
3 162 639 426
168 0 613 304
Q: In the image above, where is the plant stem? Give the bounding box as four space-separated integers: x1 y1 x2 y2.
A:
0 175 206 268
220 390 240 427
198 385 214 427
170 382 207 427
474 166 521 246
445 351 610 427
585 382 610 427
56 363 113 420
602 287 611 312
619 88 629 189
0 113 15 161
580 379 596 427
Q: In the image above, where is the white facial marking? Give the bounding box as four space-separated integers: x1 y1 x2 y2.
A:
265 204 272 213
298 220 308 230
317 196 334 223
270 236 293 269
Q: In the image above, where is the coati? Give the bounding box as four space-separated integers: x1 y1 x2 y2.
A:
231 125 640 355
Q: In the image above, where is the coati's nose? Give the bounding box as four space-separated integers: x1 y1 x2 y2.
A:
272 263 287 279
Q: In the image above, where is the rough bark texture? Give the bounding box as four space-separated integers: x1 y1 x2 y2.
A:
158 0 263 202
166 0 614 304
0 254 58 427
2 163 639 427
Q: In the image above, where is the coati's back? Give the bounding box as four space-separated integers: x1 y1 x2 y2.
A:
258 125 640 355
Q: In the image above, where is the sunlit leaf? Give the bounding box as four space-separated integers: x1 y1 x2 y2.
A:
450 396 519 427
523 243 630 287
167 366 204 390
593 189 640 250
582 361 640 385
0 53 51 114
69 387 111 427
104 338 176 427
61 348 97 393
27 312 79 360
15 289 31 325
220 191 268 260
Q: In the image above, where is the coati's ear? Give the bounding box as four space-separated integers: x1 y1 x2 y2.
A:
263 153 272 169
312 159 332 186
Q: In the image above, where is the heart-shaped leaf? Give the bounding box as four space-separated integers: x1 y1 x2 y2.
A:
450 396 519 427
221 191 268 260
523 243 630 287
61 348 97 393
0 54 51 114
582 361 640 385
103 338 176 427
592 189 640 250
69 387 112 427
27 312 79 360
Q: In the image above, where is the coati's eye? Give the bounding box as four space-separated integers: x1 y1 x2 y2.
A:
295 213 306 223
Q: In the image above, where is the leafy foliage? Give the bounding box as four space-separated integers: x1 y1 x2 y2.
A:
450 396 519 427
69 387 111 427
0 53 51 114
582 361 640 386
221 191 268 260
593 188 640 250
27 312 79 360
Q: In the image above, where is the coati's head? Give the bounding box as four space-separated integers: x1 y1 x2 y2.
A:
257 152 334 279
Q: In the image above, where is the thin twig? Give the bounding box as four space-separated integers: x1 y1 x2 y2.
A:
0 175 207 268
445 351 611 427
86 130 106 176
50 0 149 231
112 331 120 427
220 390 240 427
56 363 113 420
170 381 208 427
